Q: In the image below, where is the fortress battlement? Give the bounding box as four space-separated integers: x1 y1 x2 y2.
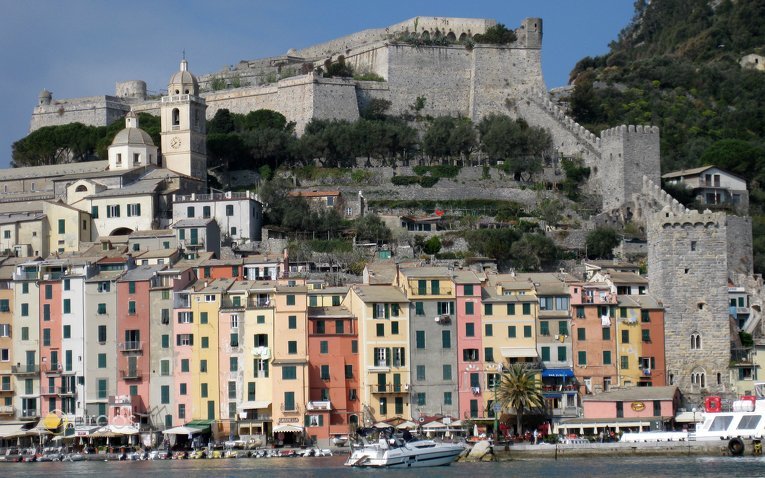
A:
600 124 660 138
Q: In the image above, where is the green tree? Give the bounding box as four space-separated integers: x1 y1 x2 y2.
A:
465 228 521 266
495 363 544 437
208 109 237 134
353 214 392 243
699 139 765 184
473 23 518 45
422 236 442 255
586 227 620 259
535 197 563 229
510 233 558 271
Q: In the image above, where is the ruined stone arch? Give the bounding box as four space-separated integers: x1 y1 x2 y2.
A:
447 31 456 41
110 227 133 236
421 30 430 40
458 33 467 42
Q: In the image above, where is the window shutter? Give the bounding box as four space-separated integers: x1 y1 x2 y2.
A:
386 348 391 366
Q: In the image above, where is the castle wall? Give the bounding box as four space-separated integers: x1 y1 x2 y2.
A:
599 125 660 213
647 207 732 400
30 96 130 131
726 215 753 276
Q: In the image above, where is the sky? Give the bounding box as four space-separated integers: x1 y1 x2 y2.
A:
0 0 635 168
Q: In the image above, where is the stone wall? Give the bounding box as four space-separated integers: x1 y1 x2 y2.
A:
646 201 732 400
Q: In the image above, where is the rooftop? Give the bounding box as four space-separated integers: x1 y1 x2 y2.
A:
0 160 108 181
351 285 408 303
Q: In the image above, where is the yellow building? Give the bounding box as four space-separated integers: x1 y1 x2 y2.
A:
189 278 232 421
0 262 15 418
615 297 643 387
307 284 348 308
346 285 410 423
236 280 277 439
43 200 91 253
271 280 309 445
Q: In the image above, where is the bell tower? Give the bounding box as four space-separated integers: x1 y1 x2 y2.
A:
160 58 207 182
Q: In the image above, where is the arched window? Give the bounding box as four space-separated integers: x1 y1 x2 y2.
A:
172 108 180 126
75 185 88 192
446 32 456 41
458 33 467 42
691 368 706 389
690 333 702 350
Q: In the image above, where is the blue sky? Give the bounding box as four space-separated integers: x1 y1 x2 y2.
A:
0 0 634 168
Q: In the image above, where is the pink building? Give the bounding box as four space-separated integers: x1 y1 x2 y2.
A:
454 271 484 420
39 274 63 416
555 386 680 437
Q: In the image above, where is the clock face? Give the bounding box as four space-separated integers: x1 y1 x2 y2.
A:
171 137 182 149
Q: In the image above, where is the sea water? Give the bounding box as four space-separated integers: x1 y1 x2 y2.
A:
1 454 765 477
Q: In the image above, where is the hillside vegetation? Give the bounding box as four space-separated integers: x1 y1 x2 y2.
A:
568 0 765 272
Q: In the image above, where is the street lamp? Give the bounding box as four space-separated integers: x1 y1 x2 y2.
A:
691 407 697 431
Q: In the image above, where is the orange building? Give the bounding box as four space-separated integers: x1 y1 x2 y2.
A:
306 306 359 447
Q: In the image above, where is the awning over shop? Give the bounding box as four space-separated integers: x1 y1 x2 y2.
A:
238 400 271 411
273 424 303 434
542 368 574 378
395 420 417 430
184 420 214 433
162 425 205 436
0 423 27 438
500 347 539 358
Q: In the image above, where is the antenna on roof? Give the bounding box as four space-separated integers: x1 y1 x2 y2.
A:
182 49 186 60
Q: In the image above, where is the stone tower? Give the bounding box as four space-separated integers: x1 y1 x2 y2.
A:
518 17 543 49
160 59 207 182
646 194 732 402
108 110 158 171
598 125 661 214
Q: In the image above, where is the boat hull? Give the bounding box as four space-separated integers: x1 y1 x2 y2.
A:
345 443 464 468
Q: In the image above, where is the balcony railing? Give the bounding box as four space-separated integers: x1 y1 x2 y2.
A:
247 298 273 309
0 405 12 414
118 341 144 352
57 387 76 396
44 363 62 375
371 384 408 394
120 369 143 380
280 404 302 414
13 271 38 281
21 409 38 419
12 364 39 375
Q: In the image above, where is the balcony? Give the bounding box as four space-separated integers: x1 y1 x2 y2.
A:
44 363 62 375
0 405 12 415
41 386 57 395
280 403 302 414
370 384 409 394
120 369 143 380
57 387 76 396
247 298 273 309
21 409 38 420
13 271 38 281
550 406 582 418
12 364 39 375
0 382 13 393
118 341 144 353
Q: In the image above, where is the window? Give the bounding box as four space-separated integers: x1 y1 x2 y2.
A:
286 295 295 306
230 333 239 347
180 383 187 395
97 303 106 315
442 330 451 348
127 204 141 217
352 340 358 354
437 301 454 315
43 328 51 346
603 351 612 365
641 310 650 323
415 302 424 316
201 383 208 398
485 347 494 362
417 393 426 406
465 302 474 315
508 326 516 338
442 364 452 380
621 356 629 370
230 356 238 372
63 325 70 338
288 341 297 354
416 331 425 349
21 327 28 340
691 333 702 350
45 284 52 300
376 323 385 337
201 337 209 348
558 321 568 336
524 325 532 338
522 303 531 315
43 304 50 321
621 330 629 344
557 346 566 362
200 360 208 373
464 284 474 296
539 321 549 336
288 315 296 329
97 379 107 399
178 404 186 419
345 364 353 379
200 312 208 324
602 327 611 340
576 306 585 318
22 283 28 294
619 307 627 318
176 334 193 346
578 351 587 365
465 323 475 337
187 206 195 218
226 205 234 216
320 341 328 354
178 312 193 324
485 324 493 336
484 304 493 316
507 304 516 315
257 315 265 324
391 321 399 334
577 328 586 341
463 349 479 362
128 301 136 315
98 325 107 343
181 359 189 372
284 392 295 411
320 365 330 380
58 219 66 234
431 280 440 294
160 360 170 376
106 205 120 218
161 334 169 348
642 329 651 342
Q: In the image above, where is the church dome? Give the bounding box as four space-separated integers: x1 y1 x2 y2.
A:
111 111 155 146
168 59 199 96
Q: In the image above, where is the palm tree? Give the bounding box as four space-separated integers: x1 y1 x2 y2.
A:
495 363 544 437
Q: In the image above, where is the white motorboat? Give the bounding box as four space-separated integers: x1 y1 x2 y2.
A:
345 436 464 468
621 382 765 455
331 435 349 447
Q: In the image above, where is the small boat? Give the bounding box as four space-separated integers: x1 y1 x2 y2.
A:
346 435 464 468
332 435 349 447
